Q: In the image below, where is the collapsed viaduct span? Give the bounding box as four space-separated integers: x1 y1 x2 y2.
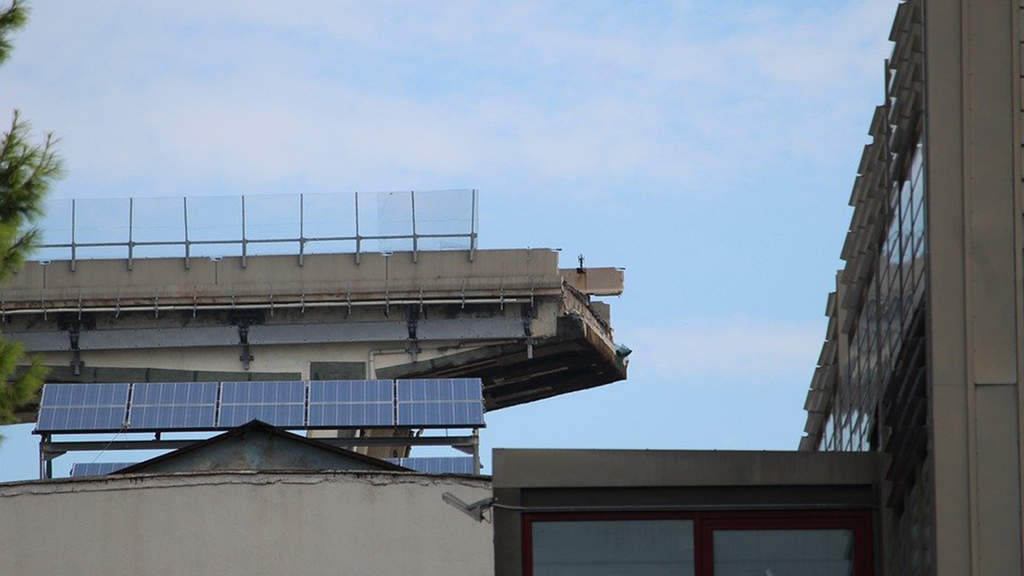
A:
1 249 627 422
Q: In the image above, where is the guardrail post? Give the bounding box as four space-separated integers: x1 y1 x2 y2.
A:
183 197 191 270
354 191 361 265
298 193 305 267
411 190 418 263
127 197 134 271
70 198 76 272
469 188 477 262
241 195 247 268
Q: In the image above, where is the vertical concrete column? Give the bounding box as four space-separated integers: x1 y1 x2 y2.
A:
926 1 1023 574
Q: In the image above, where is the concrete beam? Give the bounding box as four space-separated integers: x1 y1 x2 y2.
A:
2 249 565 308
558 267 624 296
7 316 527 352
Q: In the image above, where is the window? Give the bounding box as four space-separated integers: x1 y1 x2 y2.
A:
529 518 695 576
524 511 873 576
713 530 852 575
701 512 873 576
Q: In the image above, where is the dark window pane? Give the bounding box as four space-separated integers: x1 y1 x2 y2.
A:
532 520 695 576
713 529 854 576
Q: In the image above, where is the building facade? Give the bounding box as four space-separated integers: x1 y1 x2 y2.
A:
492 449 881 576
0 470 493 576
802 0 1024 573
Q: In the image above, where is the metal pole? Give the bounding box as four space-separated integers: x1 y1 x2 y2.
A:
469 189 477 262
354 191 361 265
70 198 76 272
38 436 45 480
298 193 305 267
241 195 247 268
183 197 191 270
410 190 418 263
472 429 480 475
127 197 134 270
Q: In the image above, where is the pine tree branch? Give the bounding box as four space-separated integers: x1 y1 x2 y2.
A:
0 1 27 66
0 2 61 431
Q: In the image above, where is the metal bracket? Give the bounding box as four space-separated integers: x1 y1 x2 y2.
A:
237 323 253 370
407 306 420 362
68 324 84 377
523 304 534 360
442 493 494 522
58 316 94 377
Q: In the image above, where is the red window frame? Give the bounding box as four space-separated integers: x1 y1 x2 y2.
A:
522 509 873 576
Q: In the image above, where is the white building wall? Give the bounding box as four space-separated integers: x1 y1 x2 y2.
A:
0 472 493 576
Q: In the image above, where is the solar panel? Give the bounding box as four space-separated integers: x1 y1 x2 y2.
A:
69 462 135 477
129 382 218 429
396 378 485 427
36 383 130 432
389 456 476 475
308 380 394 428
218 380 306 427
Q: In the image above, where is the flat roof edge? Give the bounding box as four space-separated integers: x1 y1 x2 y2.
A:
492 449 880 489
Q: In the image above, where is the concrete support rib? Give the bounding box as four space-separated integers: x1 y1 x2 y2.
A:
926 1 1023 573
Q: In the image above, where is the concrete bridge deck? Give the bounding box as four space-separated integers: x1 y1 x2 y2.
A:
3 249 627 421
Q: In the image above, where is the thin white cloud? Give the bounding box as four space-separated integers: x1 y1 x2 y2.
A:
0 0 895 198
622 316 822 382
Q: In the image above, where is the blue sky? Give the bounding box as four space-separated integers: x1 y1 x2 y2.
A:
0 0 895 480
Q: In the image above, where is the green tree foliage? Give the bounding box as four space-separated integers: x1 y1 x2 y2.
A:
0 0 60 425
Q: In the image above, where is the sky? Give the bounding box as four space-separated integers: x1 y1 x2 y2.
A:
0 0 896 481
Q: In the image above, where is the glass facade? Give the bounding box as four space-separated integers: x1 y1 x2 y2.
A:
822 139 925 453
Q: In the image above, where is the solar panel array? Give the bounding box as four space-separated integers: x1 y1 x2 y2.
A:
35 378 484 433
219 380 306 428
309 380 394 427
397 379 485 427
36 383 129 432
389 456 477 475
69 462 134 477
130 382 218 430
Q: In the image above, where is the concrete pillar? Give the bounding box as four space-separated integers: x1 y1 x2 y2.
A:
926 1 1024 573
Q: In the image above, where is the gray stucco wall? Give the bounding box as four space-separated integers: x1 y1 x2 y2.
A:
0 471 492 576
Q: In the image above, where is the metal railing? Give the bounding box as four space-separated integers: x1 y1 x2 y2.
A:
34 189 479 270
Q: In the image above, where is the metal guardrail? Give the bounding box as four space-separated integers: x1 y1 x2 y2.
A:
34 189 479 270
